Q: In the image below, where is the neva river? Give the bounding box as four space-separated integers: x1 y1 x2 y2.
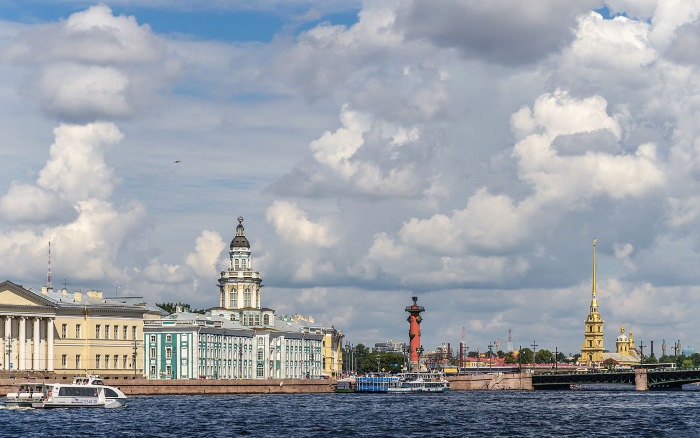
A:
2 389 700 437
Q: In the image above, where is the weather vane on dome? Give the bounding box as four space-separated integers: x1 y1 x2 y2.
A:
238 216 244 225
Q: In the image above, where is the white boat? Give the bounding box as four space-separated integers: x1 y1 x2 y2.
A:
387 372 450 393
5 374 127 409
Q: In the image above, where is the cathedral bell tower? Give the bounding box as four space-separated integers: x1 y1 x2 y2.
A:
581 238 605 366
218 216 263 311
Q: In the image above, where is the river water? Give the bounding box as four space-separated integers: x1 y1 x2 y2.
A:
1 389 699 437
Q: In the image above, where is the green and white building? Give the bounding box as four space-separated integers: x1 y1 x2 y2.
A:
143 217 323 379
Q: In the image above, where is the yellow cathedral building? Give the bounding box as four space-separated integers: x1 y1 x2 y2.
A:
580 239 640 367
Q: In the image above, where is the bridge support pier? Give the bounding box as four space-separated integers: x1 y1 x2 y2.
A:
635 368 648 391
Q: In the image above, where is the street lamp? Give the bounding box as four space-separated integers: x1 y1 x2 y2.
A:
377 353 381 374
488 343 493 371
531 341 538 373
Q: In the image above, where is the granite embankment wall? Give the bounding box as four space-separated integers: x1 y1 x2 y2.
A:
448 373 533 390
0 374 335 396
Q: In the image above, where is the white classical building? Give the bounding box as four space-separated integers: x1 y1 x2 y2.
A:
0 280 164 376
144 217 324 380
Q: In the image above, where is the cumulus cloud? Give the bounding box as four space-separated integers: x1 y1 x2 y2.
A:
3 4 179 121
271 105 431 198
266 201 337 248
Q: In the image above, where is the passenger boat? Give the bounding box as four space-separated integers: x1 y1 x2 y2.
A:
355 372 449 393
5 374 127 409
387 372 450 393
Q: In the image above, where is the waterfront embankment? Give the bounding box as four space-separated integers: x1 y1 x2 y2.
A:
0 374 335 396
448 373 533 390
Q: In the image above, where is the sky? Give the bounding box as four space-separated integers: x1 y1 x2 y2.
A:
1 0 699 358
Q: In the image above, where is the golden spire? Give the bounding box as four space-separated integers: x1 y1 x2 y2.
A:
592 238 597 298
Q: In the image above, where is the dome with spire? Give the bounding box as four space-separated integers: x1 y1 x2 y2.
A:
230 216 250 249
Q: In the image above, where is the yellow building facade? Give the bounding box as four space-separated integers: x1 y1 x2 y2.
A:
0 280 163 376
580 239 605 366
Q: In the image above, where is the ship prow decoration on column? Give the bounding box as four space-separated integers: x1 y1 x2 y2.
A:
405 296 425 372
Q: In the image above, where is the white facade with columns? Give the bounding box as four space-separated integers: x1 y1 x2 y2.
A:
0 280 164 376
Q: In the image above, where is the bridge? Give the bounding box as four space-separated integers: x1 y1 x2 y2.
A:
532 369 700 390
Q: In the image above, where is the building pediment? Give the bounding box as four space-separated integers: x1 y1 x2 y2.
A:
0 280 56 308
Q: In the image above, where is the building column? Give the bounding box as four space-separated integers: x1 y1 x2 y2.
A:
33 317 40 370
3 316 11 371
18 317 26 371
46 318 54 371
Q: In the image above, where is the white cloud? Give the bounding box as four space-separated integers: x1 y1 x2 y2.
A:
266 200 337 248
3 4 179 121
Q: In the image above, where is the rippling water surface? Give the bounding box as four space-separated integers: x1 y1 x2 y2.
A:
2 389 700 437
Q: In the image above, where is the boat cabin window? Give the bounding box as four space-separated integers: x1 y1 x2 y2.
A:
93 379 104 386
58 387 98 397
104 388 119 398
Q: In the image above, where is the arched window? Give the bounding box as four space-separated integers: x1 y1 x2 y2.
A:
244 288 251 307
263 315 270 326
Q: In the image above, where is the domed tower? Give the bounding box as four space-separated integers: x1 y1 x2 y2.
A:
616 325 629 354
218 216 263 311
581 238 605 366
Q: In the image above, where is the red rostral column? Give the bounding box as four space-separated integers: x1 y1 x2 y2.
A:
405 296 425 372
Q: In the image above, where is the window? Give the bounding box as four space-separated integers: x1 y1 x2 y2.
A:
150 365 156 376
76 355 81 369
114 355 119 369
76 324 81 338
244 288 251 307
257 350 264 361
105 325 110 339
123 355 128 369
123 326 128 340
96 355 101 369
61 324 67 338
166 334 172 343
257 363 264 377
105 355 110 369
166 365 172 377
114 326 119 340
166 348 172 359
61 354 67 368
263 315 270 326
96 325 101 339
150 348 156 358
132 326 137 340
254 315 260 326
150 335 156 343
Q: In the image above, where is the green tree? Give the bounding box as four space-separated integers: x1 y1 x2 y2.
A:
504 352 517 364
682 359 694 369
360 352 405 374
354 344 370 372
519 348 534 364
156 302 205 314
642 356 658 364
555 352 567 363
535 349 554 364
467 351 479 358
690 353 700 366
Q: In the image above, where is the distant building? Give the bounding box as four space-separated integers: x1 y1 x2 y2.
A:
601 325 640 367
279 314 344 378
373 339 406 353
682 345 695 356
